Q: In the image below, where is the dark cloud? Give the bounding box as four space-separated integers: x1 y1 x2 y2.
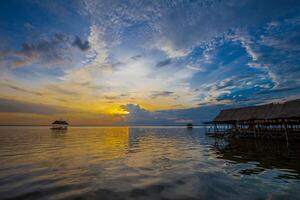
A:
121 104 148 114
257 86 300 95
119 103 225 125
104 96 120 100
104 94 128 100
76 82 107 90
119 104 168 125
160 105 225 124
130 54 143 60
0 98 69 115
47 85 79 96
0 33 90 68
72 36 90 51
150 91 175 99
111 61 124 68
156 59 172 68
1 83 43 96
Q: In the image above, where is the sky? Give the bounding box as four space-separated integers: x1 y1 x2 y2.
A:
0 0 300 125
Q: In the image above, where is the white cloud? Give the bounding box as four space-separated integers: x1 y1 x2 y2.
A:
56 43 201 110
186 64 206 72
87 25 108 66
229 33 259 61
153 39 190 58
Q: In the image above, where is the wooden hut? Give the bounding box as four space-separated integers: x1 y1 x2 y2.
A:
205 99 300 141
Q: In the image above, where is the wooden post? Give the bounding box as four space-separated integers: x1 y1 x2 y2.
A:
283 120 289 144
214 123 217 136
253 120 256 139
258 121 260 138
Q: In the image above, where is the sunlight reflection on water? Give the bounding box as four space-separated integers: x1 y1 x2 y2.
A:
0 126 300 200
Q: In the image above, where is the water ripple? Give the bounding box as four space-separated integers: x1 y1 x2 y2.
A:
0 127 300 199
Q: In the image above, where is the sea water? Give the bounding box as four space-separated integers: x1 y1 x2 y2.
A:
0 126 299 200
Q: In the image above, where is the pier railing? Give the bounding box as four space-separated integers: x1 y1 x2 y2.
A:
204 118 300 141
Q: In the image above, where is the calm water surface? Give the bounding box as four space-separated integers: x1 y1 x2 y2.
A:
0 126 300 200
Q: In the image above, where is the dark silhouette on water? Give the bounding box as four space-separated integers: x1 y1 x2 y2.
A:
205 99 300 141
186 123 193 129
51 120 69 130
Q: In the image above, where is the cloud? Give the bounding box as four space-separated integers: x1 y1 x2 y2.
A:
150 91 176 99
86 25 108 66
215 75 253 90
104 94 128 100
156 59 172 68
238 36 259 61
153 40 191 58
186 64 206 72
60 39 201 110
72 36 90 51
119 104 161 125
0 33 90 68
119 103 226 125
152 0 300 56
256 86 300 95
0 98 69 115
36 7 300 120
119 103 173 125
46 84 80 96
194 15 300 106
75 0 300 110
245 17 300 89
130 54 143 60
0 83 44 96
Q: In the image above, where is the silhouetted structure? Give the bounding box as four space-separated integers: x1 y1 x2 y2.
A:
186 123 193 129
205 99 300 141
51 120 69 130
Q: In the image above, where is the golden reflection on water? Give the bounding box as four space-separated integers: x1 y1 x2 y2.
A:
0 127 131 190
50 127 130 162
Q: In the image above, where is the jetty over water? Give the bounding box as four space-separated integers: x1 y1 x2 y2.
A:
205 99 300 141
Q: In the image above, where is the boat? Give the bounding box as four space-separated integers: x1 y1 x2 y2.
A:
51 120 69 130
186 123 193 129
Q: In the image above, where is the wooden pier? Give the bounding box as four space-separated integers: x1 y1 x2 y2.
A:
205 99 300 141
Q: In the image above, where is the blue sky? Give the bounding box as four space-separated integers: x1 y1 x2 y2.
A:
0 0 300 125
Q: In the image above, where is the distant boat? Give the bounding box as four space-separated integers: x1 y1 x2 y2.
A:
51 120 68 130
186 123 193 129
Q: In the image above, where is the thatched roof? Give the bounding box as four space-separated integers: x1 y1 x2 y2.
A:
214 99 300 122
